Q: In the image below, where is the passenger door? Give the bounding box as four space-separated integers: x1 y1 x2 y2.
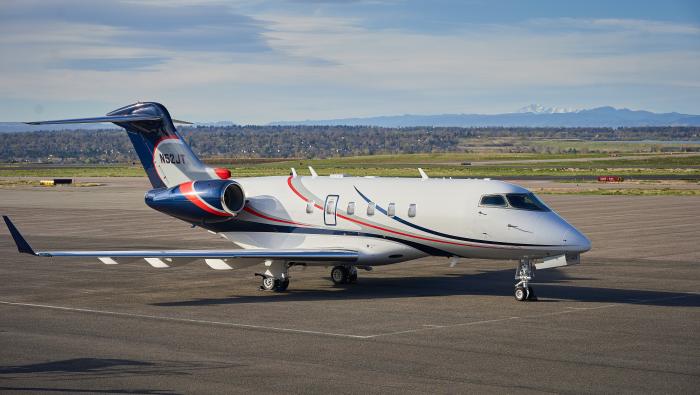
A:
324 195 339 226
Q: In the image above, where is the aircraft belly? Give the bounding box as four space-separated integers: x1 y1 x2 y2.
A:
220 232 426 265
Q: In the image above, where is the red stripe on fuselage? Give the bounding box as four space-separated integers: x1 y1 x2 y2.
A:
180 181 231 217
287 176 323 209
285 176 502 249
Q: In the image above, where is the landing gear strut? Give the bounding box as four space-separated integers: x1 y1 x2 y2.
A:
514 258 537 301
330 265 357 285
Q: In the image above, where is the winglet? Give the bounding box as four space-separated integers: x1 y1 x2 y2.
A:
308 166 318 178
418 168 429 180
2 216 36 255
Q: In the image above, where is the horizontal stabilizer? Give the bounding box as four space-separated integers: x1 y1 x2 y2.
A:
25 114 162 125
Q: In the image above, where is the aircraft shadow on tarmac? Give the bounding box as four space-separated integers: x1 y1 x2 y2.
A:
0 358 234 394
152 268 699 308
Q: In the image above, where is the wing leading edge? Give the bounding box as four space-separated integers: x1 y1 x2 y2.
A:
2 216 357 264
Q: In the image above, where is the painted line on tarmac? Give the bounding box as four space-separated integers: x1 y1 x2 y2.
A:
365 293 698 338
366 316 522 338
0 300 372 339
2 293 697 340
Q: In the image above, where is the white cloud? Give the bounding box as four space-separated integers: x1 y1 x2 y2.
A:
0 2 698 122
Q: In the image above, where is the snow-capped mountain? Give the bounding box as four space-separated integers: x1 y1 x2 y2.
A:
271 106 700 127
517 104 580 114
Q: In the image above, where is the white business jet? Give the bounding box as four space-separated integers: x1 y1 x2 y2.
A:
3 102 590 301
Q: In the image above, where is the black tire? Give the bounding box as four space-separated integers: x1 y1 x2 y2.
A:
275 279 290 292
331 266 349 284
527 286 537 301
349 272 358 283
261 276 276 291
514 286 527 301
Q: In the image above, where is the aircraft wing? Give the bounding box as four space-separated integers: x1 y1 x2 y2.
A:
3 216 357 269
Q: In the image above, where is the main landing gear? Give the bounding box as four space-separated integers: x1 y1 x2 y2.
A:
256 260 290 292
514 258 537 302
330 265 358 285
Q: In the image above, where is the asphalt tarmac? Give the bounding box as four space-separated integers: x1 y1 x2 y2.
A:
1 178 698 394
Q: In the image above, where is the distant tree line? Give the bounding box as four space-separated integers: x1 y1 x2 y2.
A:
1 125 698 163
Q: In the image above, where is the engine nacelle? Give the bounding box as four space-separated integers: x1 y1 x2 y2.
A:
145 179 246 224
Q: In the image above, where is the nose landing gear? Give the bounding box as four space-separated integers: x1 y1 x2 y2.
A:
514 258 537 301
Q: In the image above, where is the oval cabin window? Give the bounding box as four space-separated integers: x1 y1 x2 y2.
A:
367 202 376 216
387 203 396 217
347 201 355 215
408 203 417 217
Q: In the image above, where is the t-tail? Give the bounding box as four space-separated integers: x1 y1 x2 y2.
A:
27 102 230 188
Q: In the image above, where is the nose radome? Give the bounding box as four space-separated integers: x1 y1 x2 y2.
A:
564 228 591 253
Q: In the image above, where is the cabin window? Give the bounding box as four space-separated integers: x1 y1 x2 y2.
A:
367 202 376 216
506 193 550 211
387 203 396 217
306 201 314 213
325 200 334 214
408 203 417 217
347 201 355 215
480 194 507 207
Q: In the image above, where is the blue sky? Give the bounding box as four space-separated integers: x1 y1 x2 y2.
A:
0 0 698 123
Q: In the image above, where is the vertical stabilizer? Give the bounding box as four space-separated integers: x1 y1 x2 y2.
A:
28 102 225 188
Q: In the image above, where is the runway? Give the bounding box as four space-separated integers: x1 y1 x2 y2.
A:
1 178 699 393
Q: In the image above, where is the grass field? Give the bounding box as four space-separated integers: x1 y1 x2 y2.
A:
460 138 700 154
1 152 699 179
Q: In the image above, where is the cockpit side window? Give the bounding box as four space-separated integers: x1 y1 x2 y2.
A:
480 194 507 207
506 193 550 211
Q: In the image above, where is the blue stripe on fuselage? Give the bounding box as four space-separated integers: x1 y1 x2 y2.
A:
352 186 557 248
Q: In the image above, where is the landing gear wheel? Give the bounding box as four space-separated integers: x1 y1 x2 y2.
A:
260 276 289 292
276 279 290 292
261 276 276 291
349 272 358 283
331 266 349 285
514 286 527 301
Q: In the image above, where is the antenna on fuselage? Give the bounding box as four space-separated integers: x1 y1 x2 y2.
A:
418 168 429 180
291 168 297 177
308 166 318 178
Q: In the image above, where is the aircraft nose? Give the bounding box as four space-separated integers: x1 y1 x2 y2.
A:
564 227 591 253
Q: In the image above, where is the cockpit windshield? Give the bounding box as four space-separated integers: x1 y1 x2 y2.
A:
505 193 550 211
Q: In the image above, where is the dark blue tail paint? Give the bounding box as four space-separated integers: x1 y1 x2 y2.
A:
106 102 205 188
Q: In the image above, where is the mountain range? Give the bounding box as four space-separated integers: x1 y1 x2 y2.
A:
271 105 700 128
2 105 699 132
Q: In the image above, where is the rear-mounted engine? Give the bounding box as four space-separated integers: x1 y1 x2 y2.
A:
145 179 245 224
